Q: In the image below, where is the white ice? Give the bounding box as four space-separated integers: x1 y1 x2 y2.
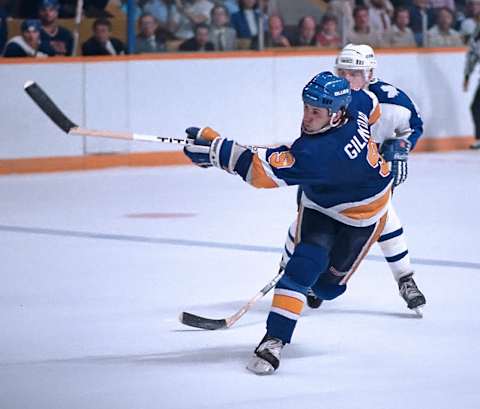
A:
0 151 479 409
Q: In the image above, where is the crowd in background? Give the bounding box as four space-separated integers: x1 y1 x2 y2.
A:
0 0 475 58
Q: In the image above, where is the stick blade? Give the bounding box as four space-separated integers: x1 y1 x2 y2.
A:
24 81 78 133
179 312 228 330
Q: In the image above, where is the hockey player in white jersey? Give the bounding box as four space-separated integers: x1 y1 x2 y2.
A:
302 44 426 314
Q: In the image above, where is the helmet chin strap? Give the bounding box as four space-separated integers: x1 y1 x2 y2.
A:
302 124 332 135
329 111 344 127
302 110 347 135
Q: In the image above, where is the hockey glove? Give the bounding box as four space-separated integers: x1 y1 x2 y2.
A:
380 139 411 187
183 126 244 173
183 126 221 168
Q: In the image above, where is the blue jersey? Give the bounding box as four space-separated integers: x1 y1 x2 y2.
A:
234 110 393 227
348 89 381 126
368 79 423 150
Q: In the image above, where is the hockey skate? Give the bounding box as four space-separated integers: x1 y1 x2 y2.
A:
306 288 324 309
398 274 426 317
469 140 480 150
246 334 284 375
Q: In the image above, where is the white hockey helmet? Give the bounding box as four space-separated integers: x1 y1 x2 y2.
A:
334 43 377 71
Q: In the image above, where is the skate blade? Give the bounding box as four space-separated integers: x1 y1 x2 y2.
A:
246 356 276 375
412 306 423 318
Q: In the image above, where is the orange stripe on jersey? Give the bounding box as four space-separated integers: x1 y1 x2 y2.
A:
272 294 304 315
250 154 278 188
369 103 381 125
340 189 390 220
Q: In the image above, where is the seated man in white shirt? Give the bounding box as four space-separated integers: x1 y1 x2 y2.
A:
208 4 237 50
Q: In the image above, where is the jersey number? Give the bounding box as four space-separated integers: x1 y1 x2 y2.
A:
367 139 390 177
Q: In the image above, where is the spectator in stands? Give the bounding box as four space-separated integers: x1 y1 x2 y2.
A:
136 12 166 53
253 14 290 48
388 7 417 46
426 6 463 46
3 19 50 57
178 22 214 50
82 18 126 55
38 0 74 56
459 0 480 43
172 0 214 40
346 5 387 47
365 0 394 34
291 15 317 47
142 0 178 40
209 5 237 51
230 0 259 41
408 0 435 46
0 0 8 54
316 13 341 48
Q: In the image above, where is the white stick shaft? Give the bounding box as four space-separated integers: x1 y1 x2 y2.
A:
225 270 284 327
69 126 267 150
69 127 189 145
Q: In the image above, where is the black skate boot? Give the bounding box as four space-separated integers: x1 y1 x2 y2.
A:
398 274 426 316
306 288 324 309
246 334 284 375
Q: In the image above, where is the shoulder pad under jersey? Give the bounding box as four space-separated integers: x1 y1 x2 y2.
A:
348 89 381 125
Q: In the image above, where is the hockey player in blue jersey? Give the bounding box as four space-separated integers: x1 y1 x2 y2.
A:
184 72 393 374
304 44 426 314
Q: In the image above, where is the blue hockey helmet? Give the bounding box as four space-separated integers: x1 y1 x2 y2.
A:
302 71 352 114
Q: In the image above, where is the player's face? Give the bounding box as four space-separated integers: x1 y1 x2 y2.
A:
336 68 368 90
302 103 330 133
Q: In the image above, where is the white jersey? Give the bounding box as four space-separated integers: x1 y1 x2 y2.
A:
367 79 423 150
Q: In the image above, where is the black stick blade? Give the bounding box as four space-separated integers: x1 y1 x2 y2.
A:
179 312 227 330
24 81 78 133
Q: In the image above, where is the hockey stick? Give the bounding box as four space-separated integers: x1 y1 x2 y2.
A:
179 269 284 330
23 81 189 145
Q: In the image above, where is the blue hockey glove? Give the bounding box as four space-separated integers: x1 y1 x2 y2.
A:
183 126 220 168
380 139 411 187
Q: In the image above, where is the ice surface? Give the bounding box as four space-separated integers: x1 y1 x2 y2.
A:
0 152 479 409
